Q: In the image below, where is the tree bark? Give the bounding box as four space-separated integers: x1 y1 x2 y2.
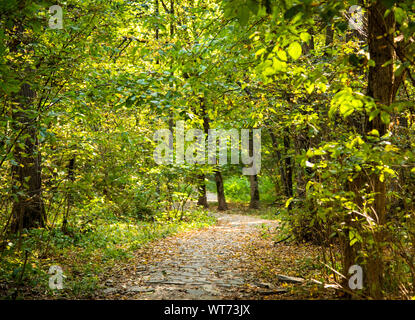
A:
7 16 46 232
325 24 334 56
283 130 294 199
248 129 260 209
215 169 228 211
10 83 46 232
268 128 290 198
197 174 208 208
302 28 314 53
62 156 76 233
249 174 260 209
200 97 228 211
195 97 209 208
344 0 396 299
363 0 395 299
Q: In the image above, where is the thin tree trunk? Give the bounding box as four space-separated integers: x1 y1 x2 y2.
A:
249 174 260 209
203 97 228 211
283 130 293 199
249 130 260 209
268 128 289 198
215 169 228 211
62 156 75 233
302 28 315 53
155 0 160 65
195 97 209 208
363 0 395 299
325 24 334 56
197 174 208 208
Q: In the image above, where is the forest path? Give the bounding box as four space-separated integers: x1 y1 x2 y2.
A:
99 211 282 299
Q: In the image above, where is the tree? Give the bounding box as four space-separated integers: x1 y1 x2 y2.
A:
6 4 46 232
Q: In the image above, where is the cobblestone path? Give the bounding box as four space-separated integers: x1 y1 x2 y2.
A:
100 213 279 299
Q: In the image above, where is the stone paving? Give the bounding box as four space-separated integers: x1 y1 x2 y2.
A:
101 212 279 299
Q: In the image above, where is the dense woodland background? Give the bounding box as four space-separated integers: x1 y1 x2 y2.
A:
1 0 415 299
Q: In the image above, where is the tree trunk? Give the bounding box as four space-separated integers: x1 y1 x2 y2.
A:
6 16 46 233
268 128 289 198
196 97 227 211
283 131 293 199
197 174 208 208
325 24 334 55
294 131 311 200
195 97 210 208
249 174 260 209
363 0 395 299
302 28 314 53
10 83 46 232
248 129 260 209
215 170 228 211
344 0 396 299
155 0 160 65
62 156 76 233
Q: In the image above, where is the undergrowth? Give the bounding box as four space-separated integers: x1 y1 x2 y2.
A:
0 207 215 299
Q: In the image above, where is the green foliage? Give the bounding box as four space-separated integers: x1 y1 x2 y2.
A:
1 0 415 300
0 206 215 299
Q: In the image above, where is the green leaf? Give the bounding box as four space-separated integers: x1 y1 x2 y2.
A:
368 129 380 137
287 42 302 60
255 48 266 57
305 83 314 94
369 109 380 121
328 104 337 120
380 111 391 124
394 7 406 24
300 32 310 43
395 64 405 77
339 104 353 117
285 197 294 208
276 49 287 61
272 57 287 72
